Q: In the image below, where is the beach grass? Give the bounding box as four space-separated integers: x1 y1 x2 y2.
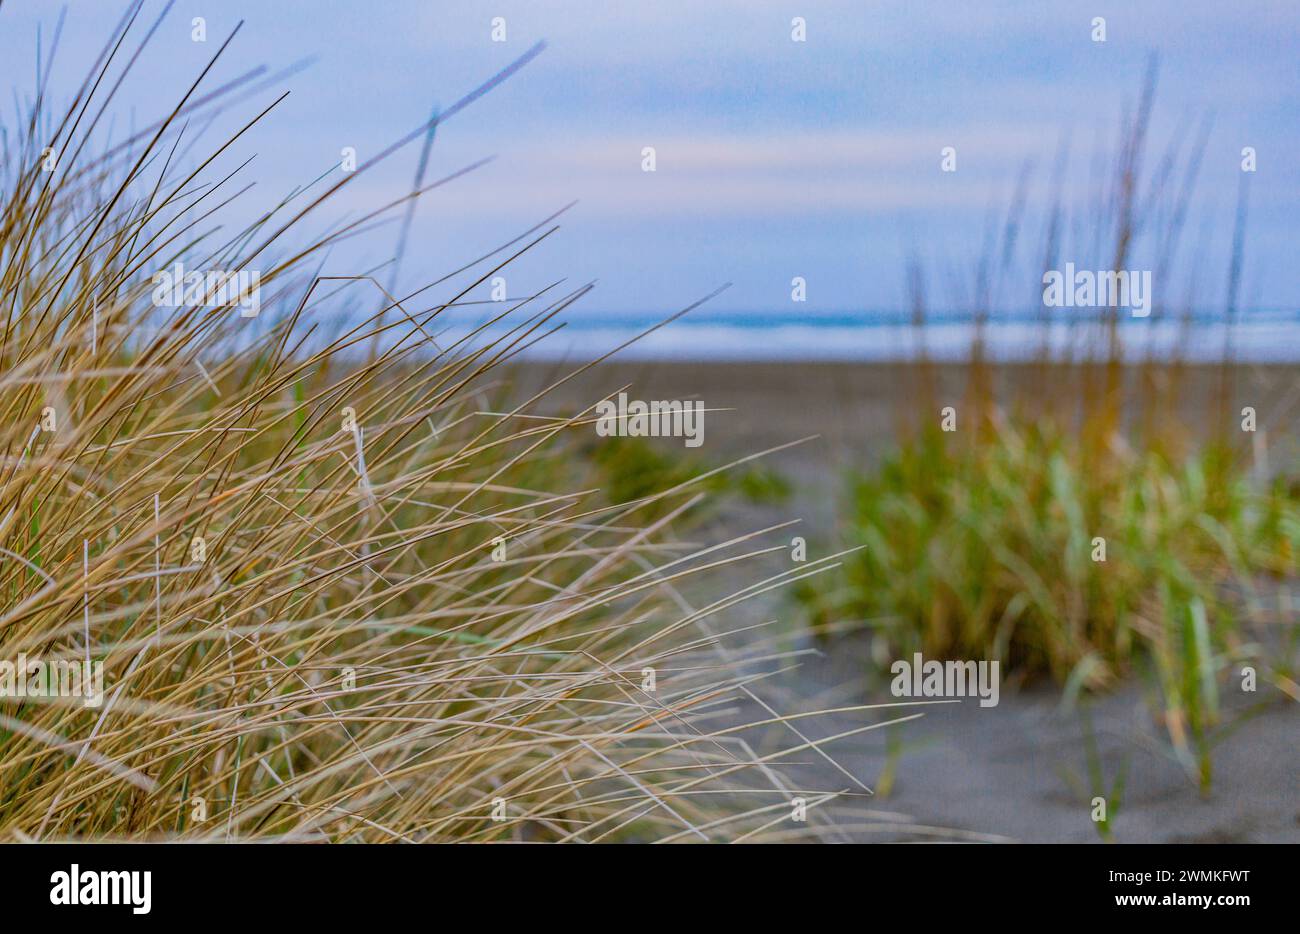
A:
0 8 864 842
794 63 1300 791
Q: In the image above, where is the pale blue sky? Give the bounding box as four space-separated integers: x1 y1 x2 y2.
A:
3 0 1297 316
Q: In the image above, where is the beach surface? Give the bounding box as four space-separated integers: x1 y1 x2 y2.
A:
508 360 1300 842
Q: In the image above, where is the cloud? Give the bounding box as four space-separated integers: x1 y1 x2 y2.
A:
326 126 1062 225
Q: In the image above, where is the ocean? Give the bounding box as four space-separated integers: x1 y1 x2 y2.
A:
435 308 1300 363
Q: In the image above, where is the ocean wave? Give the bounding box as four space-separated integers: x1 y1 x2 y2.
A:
437 313 1300 363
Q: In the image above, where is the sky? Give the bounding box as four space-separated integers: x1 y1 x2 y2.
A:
1 0 1297 320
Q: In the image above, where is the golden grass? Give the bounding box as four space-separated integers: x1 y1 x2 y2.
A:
0 5 910 842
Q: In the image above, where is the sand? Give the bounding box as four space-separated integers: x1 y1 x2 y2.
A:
505 360 1300 842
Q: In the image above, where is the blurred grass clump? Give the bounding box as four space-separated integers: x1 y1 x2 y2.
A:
798 411 1299 789
797 61 1300 790
589 435 790 514
802 417 1296 678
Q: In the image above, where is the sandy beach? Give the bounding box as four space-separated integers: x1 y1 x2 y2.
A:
510 360 1300 842
513 359 1300 530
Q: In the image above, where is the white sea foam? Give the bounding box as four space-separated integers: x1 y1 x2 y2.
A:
425 313 1300 363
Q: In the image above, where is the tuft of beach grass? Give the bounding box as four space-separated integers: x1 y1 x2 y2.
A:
0 3 907 843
